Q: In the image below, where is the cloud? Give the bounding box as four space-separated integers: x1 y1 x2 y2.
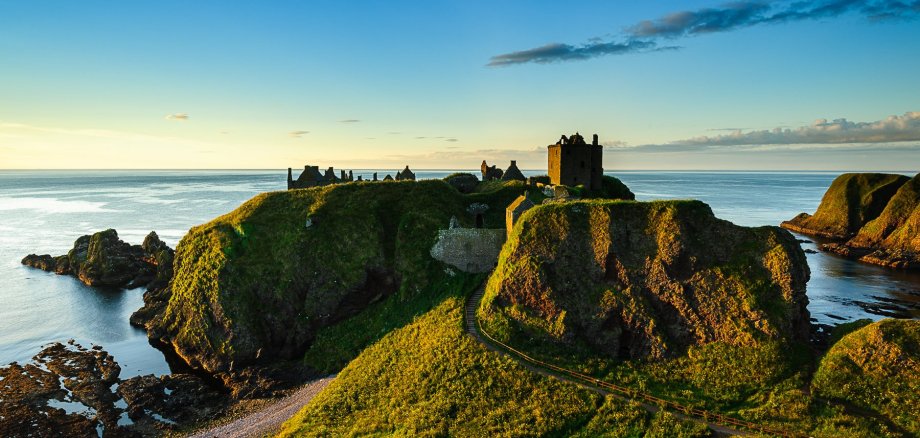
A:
165 113 189 121
338 119 361 123
289 130 310 138
445 138 459 142
489 1 920 66
669 111 920 146
488 40 666 66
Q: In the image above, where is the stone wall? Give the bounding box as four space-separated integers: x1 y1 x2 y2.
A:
430 228 506 273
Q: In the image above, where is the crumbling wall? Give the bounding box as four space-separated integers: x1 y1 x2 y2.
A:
430 228 506 273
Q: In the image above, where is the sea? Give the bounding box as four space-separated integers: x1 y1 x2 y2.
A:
1 170 918 378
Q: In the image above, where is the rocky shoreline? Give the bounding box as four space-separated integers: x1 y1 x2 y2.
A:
15 229 319 436
0 341 225 437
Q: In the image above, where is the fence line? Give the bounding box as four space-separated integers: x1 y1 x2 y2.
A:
466 288 799 437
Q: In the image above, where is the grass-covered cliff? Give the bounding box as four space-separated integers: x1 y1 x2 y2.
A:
781 173 909 240
784 172 920 269
278 275 708 437
481 199 811 361
813 319 920 435
148 179 540 374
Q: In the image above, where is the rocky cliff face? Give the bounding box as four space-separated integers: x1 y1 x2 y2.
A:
783 173 920 269
781 173 909 240
22 229 174 289
146 180 537 374
480 200 811 360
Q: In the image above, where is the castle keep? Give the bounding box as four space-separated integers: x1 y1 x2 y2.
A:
547 132 603 191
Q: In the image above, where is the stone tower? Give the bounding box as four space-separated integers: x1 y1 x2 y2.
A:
547 132 603 190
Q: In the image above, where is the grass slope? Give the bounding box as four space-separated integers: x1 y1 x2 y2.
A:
152 180 542 373
476 199 902 436
813 319 920 435
279 276 707 437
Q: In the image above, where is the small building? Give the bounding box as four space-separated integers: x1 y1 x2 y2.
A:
547 132 603 190
395 165 416 181
506 194 535 236
502 160 526 182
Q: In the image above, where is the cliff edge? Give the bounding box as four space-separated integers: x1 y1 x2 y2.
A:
480 200 811 360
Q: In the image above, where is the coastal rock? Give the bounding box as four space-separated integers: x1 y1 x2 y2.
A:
0 342 226 437
481 200 811 360
22 229 174 288
812 319 920 435
781 173 909 240
786 173 920 269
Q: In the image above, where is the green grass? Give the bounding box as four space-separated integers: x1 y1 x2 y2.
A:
475 199 906 436
785 173 909 239
813 319 920 435
152 179 546 373
279 277 707 437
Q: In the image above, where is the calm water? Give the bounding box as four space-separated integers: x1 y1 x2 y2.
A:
1 170 918 377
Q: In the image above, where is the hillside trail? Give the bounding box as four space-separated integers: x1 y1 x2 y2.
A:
186 375 335 438
465 283 787 437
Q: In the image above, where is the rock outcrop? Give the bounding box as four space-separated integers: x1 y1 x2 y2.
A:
783 173 920 269
22 229 174 288
781 173 909 240
812 319 919 435
146 180 543 375
0 342 224 437
481 200 811 360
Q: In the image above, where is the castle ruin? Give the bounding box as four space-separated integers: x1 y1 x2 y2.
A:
547 132 603 190
288 165 415 189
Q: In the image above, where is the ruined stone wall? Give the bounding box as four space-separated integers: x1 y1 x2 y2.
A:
430 228 506 273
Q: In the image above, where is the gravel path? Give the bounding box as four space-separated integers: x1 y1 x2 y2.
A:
187 375 335 438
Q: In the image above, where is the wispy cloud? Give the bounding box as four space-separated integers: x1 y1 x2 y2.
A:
289 130 310 138
489 1 920 66
488 41 667 66
669 111 920 147
338 119 361 123
445 138 459 142
165 113 189 121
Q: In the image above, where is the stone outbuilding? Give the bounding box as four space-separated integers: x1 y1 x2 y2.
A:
480 160 504 181
501 160 526 182
396 166 416 181
506 195 535 236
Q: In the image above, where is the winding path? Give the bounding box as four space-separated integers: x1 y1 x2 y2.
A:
465 285 795 437
187 375 335 438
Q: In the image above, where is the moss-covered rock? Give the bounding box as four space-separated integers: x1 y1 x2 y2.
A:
22 229 169 288
147 180 545 374
781 173 909 240
824 173 920 269
481 200 811 361
812 319 920 434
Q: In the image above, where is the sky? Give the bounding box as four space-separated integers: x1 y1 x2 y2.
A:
1 1 919 170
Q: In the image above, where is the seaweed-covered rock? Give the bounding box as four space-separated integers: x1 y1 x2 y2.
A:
22 229 174 288
781 173 909 240
148 180 551 374
480 200 810 360
812 319 920 435
0 342 226 437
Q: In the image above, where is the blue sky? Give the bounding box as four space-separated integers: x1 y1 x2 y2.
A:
1 1 919 170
